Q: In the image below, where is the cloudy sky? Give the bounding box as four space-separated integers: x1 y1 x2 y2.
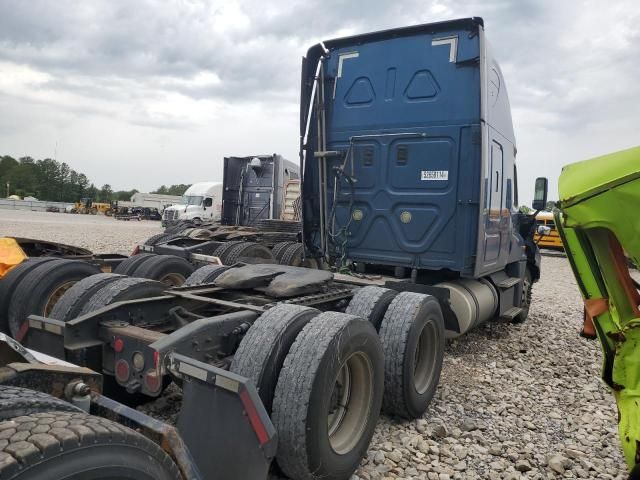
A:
0 0 638 202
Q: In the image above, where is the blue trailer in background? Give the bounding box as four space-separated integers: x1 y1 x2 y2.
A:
301 17 542 335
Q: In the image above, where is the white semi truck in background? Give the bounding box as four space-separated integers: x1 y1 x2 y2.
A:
162 182 223 226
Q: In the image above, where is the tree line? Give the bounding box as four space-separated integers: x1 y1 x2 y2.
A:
1 155 190 203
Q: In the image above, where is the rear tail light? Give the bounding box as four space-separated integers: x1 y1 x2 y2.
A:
115 359 130 382
113 337 124 353
144 370 162 394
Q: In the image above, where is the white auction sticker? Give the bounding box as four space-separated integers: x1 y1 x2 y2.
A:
421 170 449 181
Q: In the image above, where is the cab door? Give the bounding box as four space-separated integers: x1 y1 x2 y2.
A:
203 197 214 219
484 140 504 264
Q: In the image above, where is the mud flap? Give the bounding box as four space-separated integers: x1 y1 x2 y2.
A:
170 354 277 480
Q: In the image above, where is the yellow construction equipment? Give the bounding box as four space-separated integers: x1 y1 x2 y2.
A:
72 197 112 215
0 238 26 278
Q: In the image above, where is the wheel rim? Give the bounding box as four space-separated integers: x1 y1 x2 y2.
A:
44 281 76 316
327 352 373 454
413 320 439 395
159 273 185 287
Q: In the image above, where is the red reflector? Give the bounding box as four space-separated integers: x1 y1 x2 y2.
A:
153 351 160 368
131 246 140 256
115 359 130 382
239 389 270 445
15 320 30 343
113 338 124 353
144 370 162 394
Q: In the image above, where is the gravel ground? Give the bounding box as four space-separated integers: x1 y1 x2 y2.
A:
0 210 629 479
0 209 162 255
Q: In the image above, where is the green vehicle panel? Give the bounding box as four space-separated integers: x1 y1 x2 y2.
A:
556 145 640 473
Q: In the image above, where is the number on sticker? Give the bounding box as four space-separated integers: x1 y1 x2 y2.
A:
421 170 449 181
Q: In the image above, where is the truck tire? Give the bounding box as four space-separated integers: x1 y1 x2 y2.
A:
213 241 245 263
222 242 274 265
272 312 384 480
379 292 445 419
143 232 168 246
0 258 57 334
272 242 297 262
128 255 195 287
231 304 320 413
0 386 83 420
79 277 166 316
164 220 194 234
49 273 125 322
7 259 101 338
113 253 157 275
513 269 533 324
280 243 318 268
183 264 231 286
143 232 184 247
346 286 398 331
0 411 181 480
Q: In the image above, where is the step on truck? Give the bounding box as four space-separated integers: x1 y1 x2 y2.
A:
0 18 544 480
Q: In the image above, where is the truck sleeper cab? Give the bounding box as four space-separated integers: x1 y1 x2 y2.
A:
221 154 299 226
300 17 540 334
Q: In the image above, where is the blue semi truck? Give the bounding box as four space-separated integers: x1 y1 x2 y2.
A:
301 17 542 336
0 18 545 480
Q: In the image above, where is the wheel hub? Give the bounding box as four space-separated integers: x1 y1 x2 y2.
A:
327 352 374 454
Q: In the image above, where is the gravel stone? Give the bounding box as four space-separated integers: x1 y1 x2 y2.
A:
515 459 532 472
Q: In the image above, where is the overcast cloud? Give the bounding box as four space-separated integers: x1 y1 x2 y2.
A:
0 0 638 202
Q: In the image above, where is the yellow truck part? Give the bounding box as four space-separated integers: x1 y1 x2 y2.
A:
0 238 27 278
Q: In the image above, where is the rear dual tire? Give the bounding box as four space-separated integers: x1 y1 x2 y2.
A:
272 312 383 480
115 253 194 287
232 307 384 480
53 277 167 404
6 259 101 338
379 292 445 419
214 241 274 265
184 264 231 286
346 288 445 419
0 258 58 334
231 304 320 414
129 255 194 287
49 273 125 321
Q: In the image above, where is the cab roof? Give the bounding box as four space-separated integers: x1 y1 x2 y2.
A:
306 17 484 59
558 146 640 208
